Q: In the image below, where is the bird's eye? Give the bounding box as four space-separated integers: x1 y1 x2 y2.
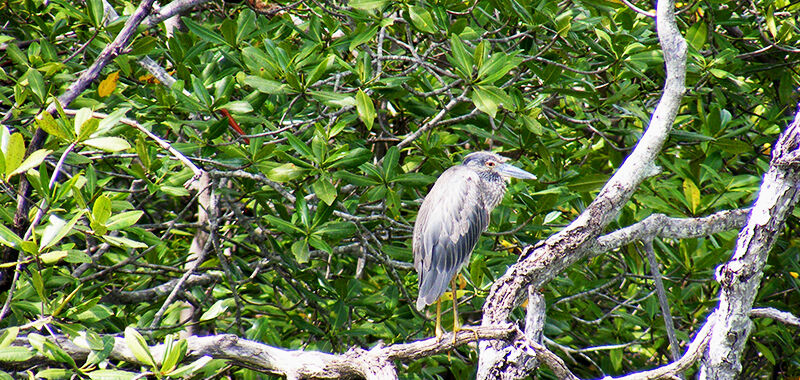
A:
486 161 496 167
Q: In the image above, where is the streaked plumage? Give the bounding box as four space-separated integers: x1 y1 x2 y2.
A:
413 151 537 314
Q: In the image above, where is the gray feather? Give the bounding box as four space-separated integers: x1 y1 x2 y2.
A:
413 151 535 311
414 166 490 310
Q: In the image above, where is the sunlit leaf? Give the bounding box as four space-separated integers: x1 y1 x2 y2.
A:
97 71 119 98
82 137 131 152
124 327 156 367
356 90 376 130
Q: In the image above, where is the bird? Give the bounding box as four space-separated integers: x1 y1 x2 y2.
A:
413 151 537 340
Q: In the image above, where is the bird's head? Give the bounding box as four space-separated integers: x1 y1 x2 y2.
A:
462 151 537 180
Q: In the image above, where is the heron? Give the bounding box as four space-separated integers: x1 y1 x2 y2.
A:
413 151 537 340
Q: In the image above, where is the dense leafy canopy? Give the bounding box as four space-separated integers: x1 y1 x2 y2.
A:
0 0 799 378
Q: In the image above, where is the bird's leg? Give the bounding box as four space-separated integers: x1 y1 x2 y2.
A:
452 275 479 345
451 276 460 345
435 298 443 342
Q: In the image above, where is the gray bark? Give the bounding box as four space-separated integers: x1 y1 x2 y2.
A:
477 0 688 376
699 105 800 379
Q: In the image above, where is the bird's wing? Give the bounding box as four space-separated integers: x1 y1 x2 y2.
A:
413 166 489 310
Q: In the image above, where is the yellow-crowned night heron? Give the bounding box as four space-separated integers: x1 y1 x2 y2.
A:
414 151 536 339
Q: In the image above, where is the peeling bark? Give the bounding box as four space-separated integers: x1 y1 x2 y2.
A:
477 0 688 376
7 325 515 379
699 105 800 379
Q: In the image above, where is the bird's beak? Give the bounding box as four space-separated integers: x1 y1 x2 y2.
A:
497 163 537 180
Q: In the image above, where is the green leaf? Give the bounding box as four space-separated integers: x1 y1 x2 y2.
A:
350 0 385 11
34 369 73 379
449 35 473 79
0 327 18 348
77 118 100 142
382 146 399 177
285 134 314 159
567 174 609 192
4 132 24 178
554 11 572 37
326 147 371 169
308 234 332 253
105 210 144 230
291 240 310 263
124 327 156 367
312 178 337 206
765 5 777 38
715 139 751 154
391 172 435 185
165 356 212 378
243 75 287 94
267 162 306 182
355 90 376 130
96 107 129 136
332 171 381 186
86 369 136 380
92 195 112 225
129 36 157 56
183 18 229 47
191 75 211 107
309 91 356 108
82 137 131 152
753 340 776 365
26 68 45 103
103 235 148 249
216 100 253 113
9 149 51 178
40 250 68 264
86 0 103 26
265 215 304 234
478 53 522 85
685 21 707 51
40 212 84 250
161 337 187 373
200 300 229 321
65 250 92 263
348 25 379 51
35 111 69 140
407 6 436 34
306 55 335 86
73 108 93 137
160 185 190 197
470 85 506 118
0 347 34 362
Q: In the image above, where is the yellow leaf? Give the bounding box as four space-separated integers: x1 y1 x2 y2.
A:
790 272 798 279
138 73 161 84
97 71 120 97
683 179 700 214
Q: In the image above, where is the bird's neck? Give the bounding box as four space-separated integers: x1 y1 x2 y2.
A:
479 173 507 210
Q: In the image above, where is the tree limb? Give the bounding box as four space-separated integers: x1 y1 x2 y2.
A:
699 103 800 379
591 209 750 256
477 0 688 376
7 325 515 379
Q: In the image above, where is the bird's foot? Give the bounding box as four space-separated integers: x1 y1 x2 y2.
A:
435 323 444 343
452 324 479 345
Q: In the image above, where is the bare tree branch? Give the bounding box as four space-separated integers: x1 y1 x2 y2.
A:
699 103 800 379
608 313 716 380
100 273 222 304
8 325 515 379
641 241 682 375
592 209 750 255
477 0 688 376
750 307 800 327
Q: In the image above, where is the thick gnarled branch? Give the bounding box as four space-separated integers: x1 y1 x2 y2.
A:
477 0 688 377
7 325 515 380
699 104 800 379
